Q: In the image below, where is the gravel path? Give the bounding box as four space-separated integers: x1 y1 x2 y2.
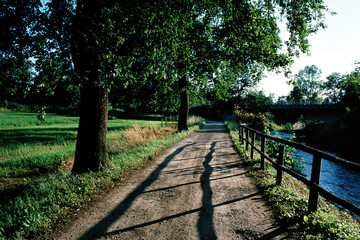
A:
47 121 287 239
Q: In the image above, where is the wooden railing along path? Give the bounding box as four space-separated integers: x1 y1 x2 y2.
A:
238 124 360 216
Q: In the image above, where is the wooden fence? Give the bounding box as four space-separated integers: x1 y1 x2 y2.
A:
238 124 360 216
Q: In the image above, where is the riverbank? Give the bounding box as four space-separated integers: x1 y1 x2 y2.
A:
225 120 360 239
293 113 360 164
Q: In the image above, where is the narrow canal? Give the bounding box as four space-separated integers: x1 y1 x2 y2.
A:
271 131 360 211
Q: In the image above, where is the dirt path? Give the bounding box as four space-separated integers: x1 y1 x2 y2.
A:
48 121 287 239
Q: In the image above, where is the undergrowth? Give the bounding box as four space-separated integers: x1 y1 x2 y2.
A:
226 120 360 240
107 125 176 154
0 115 206 239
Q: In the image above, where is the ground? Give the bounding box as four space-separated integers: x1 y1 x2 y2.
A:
40 121 287 239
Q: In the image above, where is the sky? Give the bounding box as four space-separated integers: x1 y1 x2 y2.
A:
258 0 360 99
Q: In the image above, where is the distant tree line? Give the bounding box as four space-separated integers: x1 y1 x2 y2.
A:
277 63 360 112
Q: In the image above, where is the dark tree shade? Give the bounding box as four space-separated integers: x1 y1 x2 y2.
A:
71 0 109 172
0 0 329 172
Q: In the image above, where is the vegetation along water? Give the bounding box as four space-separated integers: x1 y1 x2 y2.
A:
272 131 360 213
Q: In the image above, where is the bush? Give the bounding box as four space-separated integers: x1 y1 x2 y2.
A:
263 127 305 173
283 122 293 130
0 101 31 112
233 105 266 124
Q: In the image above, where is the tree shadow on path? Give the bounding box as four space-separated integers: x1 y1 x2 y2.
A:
102 193 259 237
197 141 217 239
78 143 195 240
78 121 286 240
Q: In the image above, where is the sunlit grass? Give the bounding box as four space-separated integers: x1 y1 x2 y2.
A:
0 112 166 162
0 112 206 239
0 112 79 128
0 112 170 193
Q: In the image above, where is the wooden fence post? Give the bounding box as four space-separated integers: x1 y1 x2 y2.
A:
308 155 322 212
251 132 255 159
239 125 243 144
241 126 244 145
276 145 285 185
238 125 241 141
241 127 245 145
261 136 265 170
245 128 249 151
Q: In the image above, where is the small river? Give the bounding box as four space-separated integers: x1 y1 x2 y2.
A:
271 131 360 213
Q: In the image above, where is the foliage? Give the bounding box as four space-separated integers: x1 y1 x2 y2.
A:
2 0 330 170
0 0 78 109
282 122 294 130
233 105 266 124
209 62 265 102
36 106 46 121
341 63 360 112
288 85 305 102
290 65 324 102
322 72 345 104
0 114 206 239
263 127 305 173
234 90 274 113
225 120 360 239
0 0 43 101
0 101 32 112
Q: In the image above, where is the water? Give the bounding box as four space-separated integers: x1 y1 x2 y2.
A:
271 131 360 211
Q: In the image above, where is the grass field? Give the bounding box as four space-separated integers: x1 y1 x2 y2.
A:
0 112 166 185
0 111 204 239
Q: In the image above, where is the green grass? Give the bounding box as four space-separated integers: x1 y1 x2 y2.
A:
0 111 206 239
0 111 172 184
0 112 79 128
225 120 360 239
0 112 165 162
0 112 167 185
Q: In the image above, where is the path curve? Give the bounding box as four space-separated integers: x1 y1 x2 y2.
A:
47 121 287 239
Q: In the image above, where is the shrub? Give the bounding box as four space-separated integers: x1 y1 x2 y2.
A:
263 127 305 173
233 105 266 123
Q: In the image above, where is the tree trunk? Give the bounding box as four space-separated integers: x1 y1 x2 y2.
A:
71 0 109 173
72 85 109 173
178 76 189 131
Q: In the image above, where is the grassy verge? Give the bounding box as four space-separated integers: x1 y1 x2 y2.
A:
225 120 360 239
0 112 206 239
0 112 169 203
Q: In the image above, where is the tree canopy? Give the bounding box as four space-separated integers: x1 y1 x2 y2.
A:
1 0 330 172
290 65 323 102
341 62 360 112
323 72 344 103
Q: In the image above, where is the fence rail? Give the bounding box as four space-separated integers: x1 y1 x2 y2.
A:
238 124 360 216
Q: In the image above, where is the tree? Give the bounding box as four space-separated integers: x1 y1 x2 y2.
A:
109 73 180 114
165 0 329 130
71 0 110 172
291 65 323 102
1 0 330 172
157 2 219 131
70 1 177 172
323 72 344 103
287 85 305 103
0 0 78 109
241 90 274 113
341 63 360 112
70 0 329 172
33 0 76 108
208 62 265 102
0 0 43 105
